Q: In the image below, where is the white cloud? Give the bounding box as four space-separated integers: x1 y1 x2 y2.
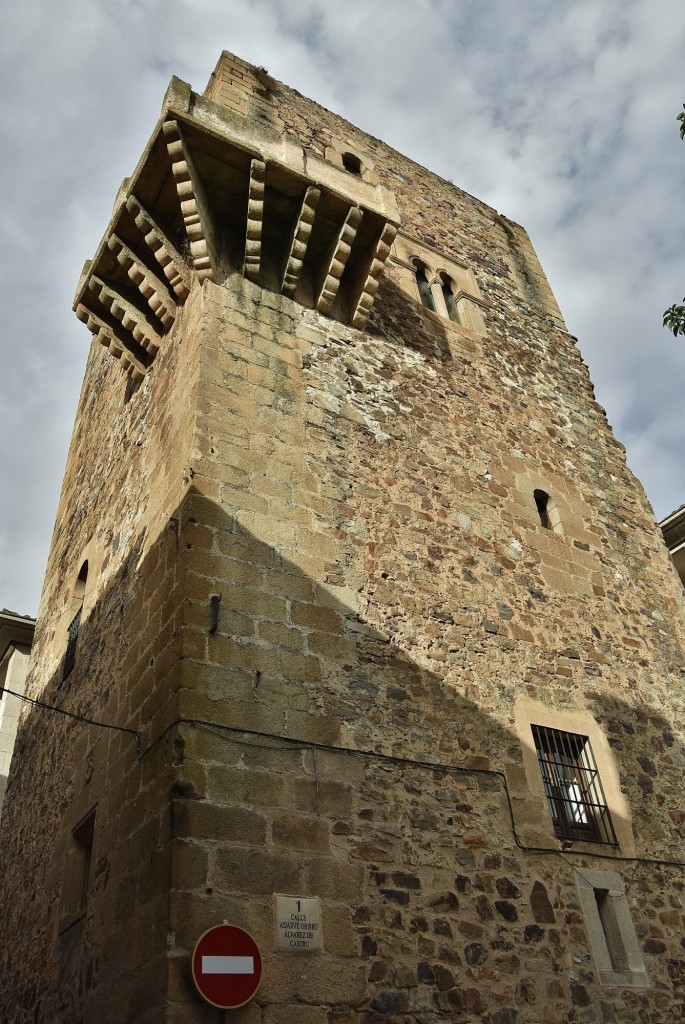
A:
1 0 684 614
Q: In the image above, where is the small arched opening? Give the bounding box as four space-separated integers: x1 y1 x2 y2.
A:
342 152 362 175
63 560 88 680
534 489 551 530
414 261 436 312
440 273 461 323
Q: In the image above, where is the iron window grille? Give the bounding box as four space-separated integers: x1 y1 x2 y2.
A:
63 605 82 681
532 725 618 845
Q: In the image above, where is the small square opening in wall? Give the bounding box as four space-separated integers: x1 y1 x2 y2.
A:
60 808 96 930
342 152 362 175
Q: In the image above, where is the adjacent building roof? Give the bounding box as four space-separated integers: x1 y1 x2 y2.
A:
659 507 685 585
0 610 36 664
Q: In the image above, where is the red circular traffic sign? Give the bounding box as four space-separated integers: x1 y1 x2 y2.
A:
192 924 262 1009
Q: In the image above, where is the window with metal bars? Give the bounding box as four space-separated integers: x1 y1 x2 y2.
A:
532 725 618 845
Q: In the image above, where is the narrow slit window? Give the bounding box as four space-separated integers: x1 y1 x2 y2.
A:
534 489 550 529
415 264 436 312
532 725 618 845
575 868 649 988
594 888 630 972
73 810 95 914
124 375 141 404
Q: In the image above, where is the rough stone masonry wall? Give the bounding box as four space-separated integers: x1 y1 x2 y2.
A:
161 251 685 1024
163 59 685 1024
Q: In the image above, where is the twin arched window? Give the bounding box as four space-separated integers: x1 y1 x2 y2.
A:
413 261 460 323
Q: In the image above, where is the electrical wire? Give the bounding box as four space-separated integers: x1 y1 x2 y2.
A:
3 687 684 876
0 686 141 755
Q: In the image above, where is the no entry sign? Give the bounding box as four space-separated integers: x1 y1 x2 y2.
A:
192 924 263 1009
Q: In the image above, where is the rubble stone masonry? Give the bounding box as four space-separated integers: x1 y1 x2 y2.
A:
1 51 684 1024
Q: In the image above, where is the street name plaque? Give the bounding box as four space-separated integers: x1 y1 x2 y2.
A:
274 895 323 953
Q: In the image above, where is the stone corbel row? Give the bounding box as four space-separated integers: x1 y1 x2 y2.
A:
75 193 191 381
77 112 401 381
75 302 150 383
161 117 398 328
125 196 190 301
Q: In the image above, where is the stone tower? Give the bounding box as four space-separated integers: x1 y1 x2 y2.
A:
1 52 684 1024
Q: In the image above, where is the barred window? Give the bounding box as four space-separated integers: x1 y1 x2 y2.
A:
532 725 618 845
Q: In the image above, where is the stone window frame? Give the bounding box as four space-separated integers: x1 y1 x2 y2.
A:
514 471 568 540
390 231 487 334
513 697 635 857
575 868 649 989
59 806 97 933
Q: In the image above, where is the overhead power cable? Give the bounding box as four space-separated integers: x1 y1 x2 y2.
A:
3 687 684 875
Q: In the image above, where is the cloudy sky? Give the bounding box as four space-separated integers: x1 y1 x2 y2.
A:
1 0 684 617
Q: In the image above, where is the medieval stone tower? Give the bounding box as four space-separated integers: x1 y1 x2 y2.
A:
1 52 684 1024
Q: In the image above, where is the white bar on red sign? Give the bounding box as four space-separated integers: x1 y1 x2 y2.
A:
202 955 255 975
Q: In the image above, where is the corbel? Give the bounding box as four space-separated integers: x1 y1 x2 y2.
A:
281 185 321 297
244 158 266 283
126 195 190 300
88 275 162 356
107 235 177 329
163 119 217 283
351 222 398 329
316 206 363 315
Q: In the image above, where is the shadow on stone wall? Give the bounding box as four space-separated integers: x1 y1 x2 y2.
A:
368 277 456 363
1 491 684 1024
588 688 685 847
